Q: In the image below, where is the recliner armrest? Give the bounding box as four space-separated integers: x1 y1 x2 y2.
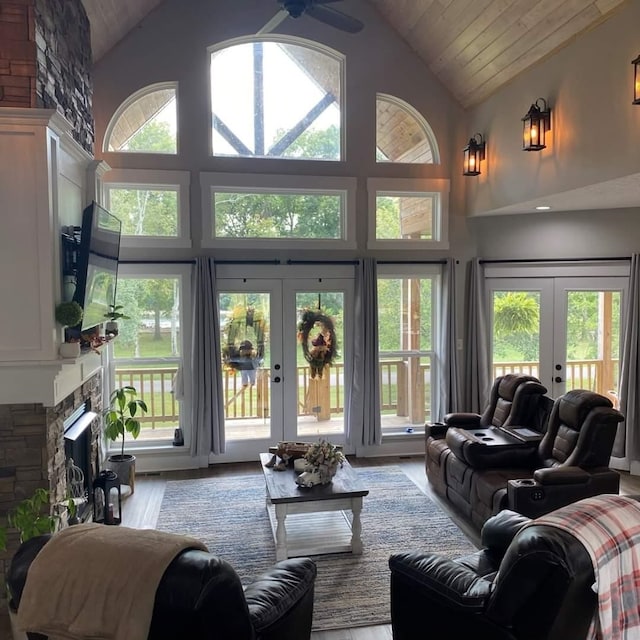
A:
444 412 482 428
425 422 447 438
389 552 492 610
244 558 317 637
533 466 590 485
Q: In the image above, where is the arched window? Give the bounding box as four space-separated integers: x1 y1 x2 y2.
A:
210 37 344 160
103 82 178 154
376 93 438 164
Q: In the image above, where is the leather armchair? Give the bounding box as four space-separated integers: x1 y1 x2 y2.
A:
7 534 317 640
389 506 604 640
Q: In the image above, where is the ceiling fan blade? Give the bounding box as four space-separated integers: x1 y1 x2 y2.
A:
306 4 364 33
257 9 289 34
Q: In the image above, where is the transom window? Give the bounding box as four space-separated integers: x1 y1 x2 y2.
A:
201 173 356 248
368 178 450 249
103 169 191 248
210 38 343 160
103 82 177 154
376 94 438 164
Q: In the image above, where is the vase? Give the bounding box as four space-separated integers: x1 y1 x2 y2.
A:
59 342 81 358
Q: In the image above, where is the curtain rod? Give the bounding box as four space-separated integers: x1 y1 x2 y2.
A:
379 260 447 265
119 259 281 265
286 259 359 265
479 256 630 264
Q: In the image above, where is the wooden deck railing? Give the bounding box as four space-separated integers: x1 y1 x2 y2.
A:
116 358 433 428
493 359 619 395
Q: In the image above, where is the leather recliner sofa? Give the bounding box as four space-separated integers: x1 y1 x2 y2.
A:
388 499 632 640
7 534 317 640
426 384 623 530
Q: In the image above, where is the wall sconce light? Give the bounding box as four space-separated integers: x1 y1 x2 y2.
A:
463 133 485 176
522 98 551 151
632 55 640 104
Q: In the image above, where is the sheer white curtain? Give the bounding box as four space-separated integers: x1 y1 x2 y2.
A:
617 254 640 462
190 257 225 457
463 258 490 412
347 258 381 446
433 258 460 419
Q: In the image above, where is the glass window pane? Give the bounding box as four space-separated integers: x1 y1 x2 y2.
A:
106 88 177 154
113 277 181 443
213 191 342 239
565 290 620 398
491 291 541 378
108 187 179 237
377 274 434 431
376 193 435 240
211 41 342 160
295 292 345 438
376 94 436 163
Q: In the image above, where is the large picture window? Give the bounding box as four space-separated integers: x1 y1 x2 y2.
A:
201 173 356 248
210 37 343 160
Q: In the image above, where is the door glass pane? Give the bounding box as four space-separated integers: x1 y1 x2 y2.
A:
295 292 345 437
113 277 181 442
491 291 541 379
565 290 620 405
219 293 271 441
377 275 433 432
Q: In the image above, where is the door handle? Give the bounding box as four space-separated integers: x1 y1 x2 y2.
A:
273 376 281 383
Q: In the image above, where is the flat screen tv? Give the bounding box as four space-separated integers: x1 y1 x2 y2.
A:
73 202 122 331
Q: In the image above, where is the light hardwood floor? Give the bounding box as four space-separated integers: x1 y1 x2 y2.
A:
121 458 640 640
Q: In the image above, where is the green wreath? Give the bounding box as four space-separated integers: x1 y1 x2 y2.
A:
297 309 337 378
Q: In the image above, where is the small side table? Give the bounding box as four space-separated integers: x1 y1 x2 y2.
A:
92 470 122 525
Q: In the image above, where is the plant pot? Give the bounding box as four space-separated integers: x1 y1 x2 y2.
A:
59 342 81 358
105 454 136 494
104 321 119 337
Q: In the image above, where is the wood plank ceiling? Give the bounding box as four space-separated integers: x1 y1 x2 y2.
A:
81 0 629 109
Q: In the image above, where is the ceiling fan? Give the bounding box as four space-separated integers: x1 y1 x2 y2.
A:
258 0 364 35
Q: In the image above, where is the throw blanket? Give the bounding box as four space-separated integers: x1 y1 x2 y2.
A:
17 523 207 640
530 495 640 640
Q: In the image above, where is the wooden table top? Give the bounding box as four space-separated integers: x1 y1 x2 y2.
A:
259 452 369 504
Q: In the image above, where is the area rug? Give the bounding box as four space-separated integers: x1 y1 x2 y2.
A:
156 466 476 631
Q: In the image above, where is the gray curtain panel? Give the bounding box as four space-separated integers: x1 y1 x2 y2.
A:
190 257 225 457
347 258 382 446
616 254 640 460
463 258 490 413
434 258 460 420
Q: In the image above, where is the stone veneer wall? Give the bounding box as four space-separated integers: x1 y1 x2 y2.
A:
0 371 102 613
0 0 93 152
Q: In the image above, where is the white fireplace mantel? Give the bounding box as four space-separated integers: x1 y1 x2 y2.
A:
0 351 102 407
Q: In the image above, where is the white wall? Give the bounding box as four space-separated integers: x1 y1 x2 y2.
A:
465 1 640 217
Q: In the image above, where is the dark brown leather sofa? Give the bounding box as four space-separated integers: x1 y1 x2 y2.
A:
7 534 317 640
389 498 639 640
426 380 623 530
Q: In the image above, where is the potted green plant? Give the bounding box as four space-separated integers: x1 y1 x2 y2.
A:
55 301 83 358
103 304 129 337
104 385 147 493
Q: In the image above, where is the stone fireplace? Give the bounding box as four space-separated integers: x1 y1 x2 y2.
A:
0 368 103 616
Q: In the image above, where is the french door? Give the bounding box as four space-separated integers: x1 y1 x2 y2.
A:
214 266 353 462
487 274 627 400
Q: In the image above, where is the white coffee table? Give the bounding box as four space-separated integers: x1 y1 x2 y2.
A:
259 452 369 561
